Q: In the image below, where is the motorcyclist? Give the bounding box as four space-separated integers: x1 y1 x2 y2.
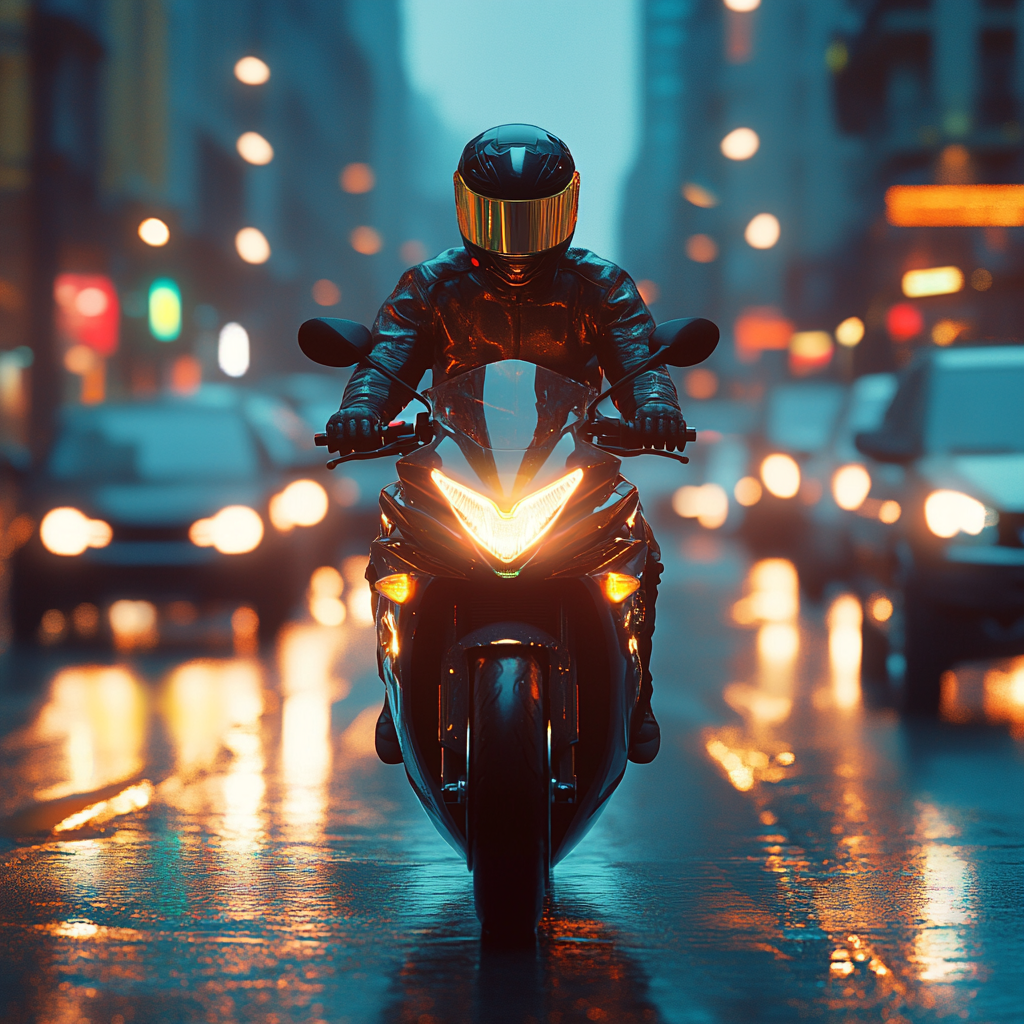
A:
329 124 685 765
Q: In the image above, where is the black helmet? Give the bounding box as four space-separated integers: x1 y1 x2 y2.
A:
454 124 579 286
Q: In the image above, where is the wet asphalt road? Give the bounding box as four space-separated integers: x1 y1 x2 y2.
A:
1 530 1022 1024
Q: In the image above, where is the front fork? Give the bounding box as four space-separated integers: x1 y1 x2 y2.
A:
439 608 579 824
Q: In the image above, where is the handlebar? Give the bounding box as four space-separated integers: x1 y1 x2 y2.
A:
315 413 696 467
583 415 696 451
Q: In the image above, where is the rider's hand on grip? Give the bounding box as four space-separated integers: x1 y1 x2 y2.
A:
632 402 684 450
327 406 383 453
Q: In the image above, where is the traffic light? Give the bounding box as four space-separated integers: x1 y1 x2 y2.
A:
54 274 120 355
148 278 182 341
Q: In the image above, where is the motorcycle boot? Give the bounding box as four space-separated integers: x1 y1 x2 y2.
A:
629 536 663 764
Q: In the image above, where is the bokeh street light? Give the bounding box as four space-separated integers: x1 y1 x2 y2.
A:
312 279 341 306
234 56 270 85
724 0 761 9
138 217 169 246
218 322 250 377
236 227 271 264
745 213 780 249
340 163 375 193
835 316 865 347
721 127 760 160
236 131 274 165
350 226 382 255
686 234 718 262
682 182 718 208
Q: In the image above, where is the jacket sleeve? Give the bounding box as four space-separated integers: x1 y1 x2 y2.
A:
340 268 436 422
591 271 680 419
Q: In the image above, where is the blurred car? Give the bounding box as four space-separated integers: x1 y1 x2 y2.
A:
792 373 899 594
853 346 1024 713
11 385 339 644
738 380 846 583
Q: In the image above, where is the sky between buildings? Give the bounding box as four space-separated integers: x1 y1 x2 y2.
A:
400 0 641 264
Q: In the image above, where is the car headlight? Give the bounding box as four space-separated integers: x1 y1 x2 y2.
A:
431 468 583 564
924 489 995 539
760 453 800 499
269 479 329 531
189 505 264 554
831 464 872 511
39 507 112 556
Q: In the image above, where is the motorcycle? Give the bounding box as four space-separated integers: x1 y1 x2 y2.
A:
298 315 718 937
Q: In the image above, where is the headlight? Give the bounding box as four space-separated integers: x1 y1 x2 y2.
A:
760 453 800 499
189 505 264 554
924 489 994 538
431 468 583 564
40 507 112 556
831 464 871 511
269 479 329 530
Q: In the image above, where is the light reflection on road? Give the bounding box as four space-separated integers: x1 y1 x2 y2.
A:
0 545 1020 1022
695 555 1016 1022
28 666 146 802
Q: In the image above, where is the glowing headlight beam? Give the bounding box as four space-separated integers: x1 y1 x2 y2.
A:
40 507 112 556
924 489 992 539
431 468 583 564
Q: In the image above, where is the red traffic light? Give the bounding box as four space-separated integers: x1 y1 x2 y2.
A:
54 274 120 356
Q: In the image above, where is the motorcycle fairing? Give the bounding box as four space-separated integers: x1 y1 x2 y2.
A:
366 358 654 866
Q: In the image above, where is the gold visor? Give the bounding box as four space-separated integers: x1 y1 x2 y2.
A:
454 170 579 255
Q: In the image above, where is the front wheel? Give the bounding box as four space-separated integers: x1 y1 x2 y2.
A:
469 650 548 938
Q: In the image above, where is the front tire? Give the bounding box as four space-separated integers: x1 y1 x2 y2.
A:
469 650 548 939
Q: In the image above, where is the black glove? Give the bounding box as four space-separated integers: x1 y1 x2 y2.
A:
632 401 685 450
327 406 383 452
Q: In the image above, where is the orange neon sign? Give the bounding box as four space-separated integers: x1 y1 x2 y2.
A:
885 185 1024 227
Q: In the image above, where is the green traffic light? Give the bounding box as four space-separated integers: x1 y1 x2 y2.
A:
148 278 181 341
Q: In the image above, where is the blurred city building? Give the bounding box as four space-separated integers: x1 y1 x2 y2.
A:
0 0 445 452
622 0 1024 388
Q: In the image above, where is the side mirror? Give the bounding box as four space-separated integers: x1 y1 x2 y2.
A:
651 317 719 368
854 429 918 464
298 317 371 368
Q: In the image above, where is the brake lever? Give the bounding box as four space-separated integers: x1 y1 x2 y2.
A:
325 438 423 470
594 445 689 465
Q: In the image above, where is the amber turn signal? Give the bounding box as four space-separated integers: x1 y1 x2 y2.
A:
375 573 415 604
596 572 641 603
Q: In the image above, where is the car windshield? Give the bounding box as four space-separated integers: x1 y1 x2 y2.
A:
766 383 845 453
927 351 1024 454
427 360 590 450
49 404 260 482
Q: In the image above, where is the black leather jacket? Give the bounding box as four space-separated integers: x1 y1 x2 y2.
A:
341 247 680 422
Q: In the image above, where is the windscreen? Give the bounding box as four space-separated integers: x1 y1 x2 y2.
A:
427 360 590 450
766 383 845 453
927 355 1024 454
49 404 260 482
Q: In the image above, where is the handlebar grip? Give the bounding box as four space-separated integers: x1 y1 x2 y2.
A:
315 433 328 447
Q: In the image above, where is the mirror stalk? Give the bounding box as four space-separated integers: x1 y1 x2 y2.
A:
357 354 432 412
585 348 670 419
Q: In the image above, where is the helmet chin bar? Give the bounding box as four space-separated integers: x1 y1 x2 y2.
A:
464 236 573 287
